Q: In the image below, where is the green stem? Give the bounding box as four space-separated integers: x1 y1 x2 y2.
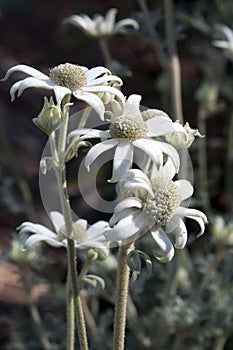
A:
113 242 134 350
49 102 89 350
225 109 233 211
66 272 75 350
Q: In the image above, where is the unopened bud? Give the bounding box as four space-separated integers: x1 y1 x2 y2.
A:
33 97 62 134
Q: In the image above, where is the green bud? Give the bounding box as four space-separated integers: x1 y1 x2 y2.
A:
33 97 62 134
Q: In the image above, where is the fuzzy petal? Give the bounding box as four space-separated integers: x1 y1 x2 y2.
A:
68 128 109 142
10 77 53 101
1 64 49 82
81 85 125 105
75 219 88 230
84 138 118 171
133 139 163 168
123 94 142 116
105 8 118 32
146 117 185 137
18 222 57 239
50 211 65 232
114 197 143 213
105 212 146 241
25 234 64 248
174 207 208 237
167 217 188 249
85 66 111 82
73 90 105 120
155 141 180 172
151 228 175 262
175 179 193 202
53 85 71 104
108 141 133 182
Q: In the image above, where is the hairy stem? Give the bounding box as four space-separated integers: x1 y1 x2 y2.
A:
113 242 134 350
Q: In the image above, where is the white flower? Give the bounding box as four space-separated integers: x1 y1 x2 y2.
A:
212 24 233 59
2 63 125 120
63 8 139 38
68 94 185 182
165 122 204 149
105 159 208 262
18 211 109 252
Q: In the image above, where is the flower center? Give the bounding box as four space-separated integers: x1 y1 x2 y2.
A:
109 116 148 141
143 177 180 227
58 222 86 243
49 63 87 91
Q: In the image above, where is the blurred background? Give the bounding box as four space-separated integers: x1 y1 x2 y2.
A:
0 0 233 349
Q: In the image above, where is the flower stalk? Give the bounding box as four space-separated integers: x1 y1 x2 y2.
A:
113 242 134 350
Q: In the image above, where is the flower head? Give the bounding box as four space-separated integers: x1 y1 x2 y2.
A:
165 122 204 149
68 94 185 182
18 211 109 253
63 8 139 38
212 24 233 60
2 63 125 120
106 159 208 262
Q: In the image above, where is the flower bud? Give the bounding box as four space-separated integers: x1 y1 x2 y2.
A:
33 97 62 134
165 122 204 148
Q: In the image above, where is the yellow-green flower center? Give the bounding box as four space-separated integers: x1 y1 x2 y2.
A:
143 177 180 226
49 63 87 91
109 116 147 141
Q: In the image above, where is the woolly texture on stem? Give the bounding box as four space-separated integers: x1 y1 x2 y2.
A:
113 242 134 350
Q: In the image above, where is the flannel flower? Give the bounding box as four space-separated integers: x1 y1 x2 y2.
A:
63 8 139 38
105 159 208 262
68 94 185 182
18 211 109 252
2 63 125 120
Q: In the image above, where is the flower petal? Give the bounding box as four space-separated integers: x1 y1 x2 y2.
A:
146 117 185 137
105 8 118 32
68 128 109 142
105 211 146 241
175 179 193 202
53 85 71 104
123 94 141 116
85 66 111 82
75 219 88 230
81 85 125 104
73 90 105 120
10 77 54 101
155 141 180 172
133 139 163 168
85 75 123 87
114 18 139 33
173 207 208 237
25 234 64 248
50 211 65 232
18 222 57 239
151 228 175 262
84 138 118 171
1 64 49 82
108 141 133 183
114 197 143 212
166 217 187 249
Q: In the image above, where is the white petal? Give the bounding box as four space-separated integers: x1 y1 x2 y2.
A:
153 157 176 179
1 64 49 82
84 138 118 171
114 19 139 32
120 169 151 184
173 207 208 237
85 75 123 87
75 219 88 230
105 212 146 241
86 222 109 240
63 15 91 31
50 211 65 232
166 217 187 249
175 179 193 202
133 139 163 167
212 40 230 49
109 208 137 226
53 85 71 104
119 178 153 197
73 90 105 120
108 141 133 182
155 141 180 172
10 77 53 101
68 128 109 142
105 8 118 32
81 85 125 104
25 234 64 248
114 197 143 212
123 94 142 116
151 228 175 262
18 222 57 239
146 117 185 137
85 66 111 82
